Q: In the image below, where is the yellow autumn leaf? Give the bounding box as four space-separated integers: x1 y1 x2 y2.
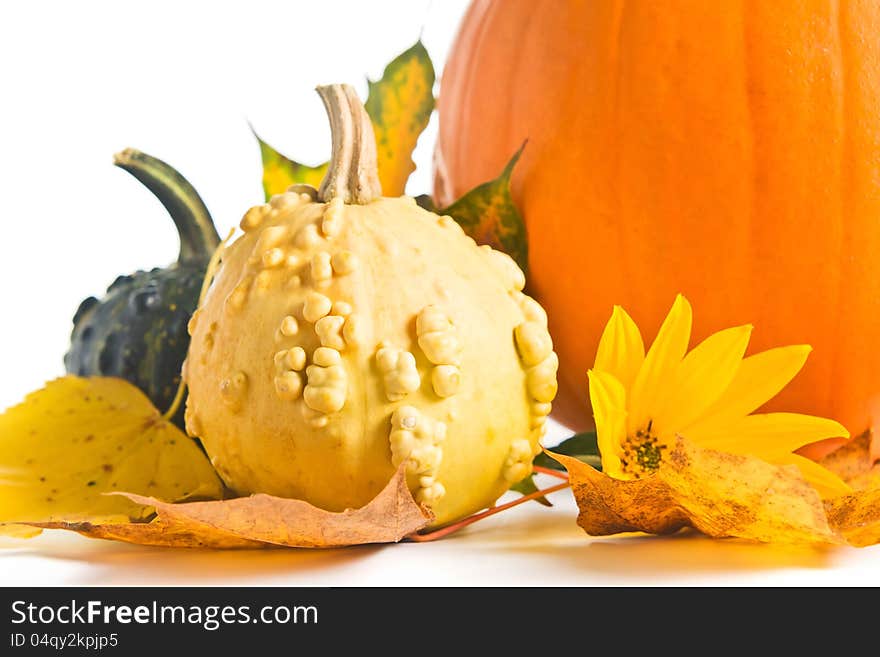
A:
0 377 224 529
551 437 840 544
29 465 429 549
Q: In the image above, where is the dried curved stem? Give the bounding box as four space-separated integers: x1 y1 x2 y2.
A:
406 480 571 543
533 465 569 480
316 84 382 204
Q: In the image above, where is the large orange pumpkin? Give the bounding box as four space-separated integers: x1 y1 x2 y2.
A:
435 0 880 457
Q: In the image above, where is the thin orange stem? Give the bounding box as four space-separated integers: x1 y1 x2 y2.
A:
532 465 569 480
406 480 571 543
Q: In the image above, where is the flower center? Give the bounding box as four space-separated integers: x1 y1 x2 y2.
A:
620 420 666 478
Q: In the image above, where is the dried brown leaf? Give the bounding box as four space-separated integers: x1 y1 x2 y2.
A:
848 466 880 492
33 518 266 549
824 489 880 548
816 433 880 547
818 431 880 490
551 437 840 544
26 465 429 549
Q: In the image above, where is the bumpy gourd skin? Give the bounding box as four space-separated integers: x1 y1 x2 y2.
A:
185 192 557 526
65 265 205 427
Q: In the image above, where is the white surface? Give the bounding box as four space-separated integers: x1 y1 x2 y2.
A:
4 479 879 586
2 0 879 586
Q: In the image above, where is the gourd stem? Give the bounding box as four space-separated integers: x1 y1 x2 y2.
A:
406 480 571 543
316 84 382 204
114 148 220 265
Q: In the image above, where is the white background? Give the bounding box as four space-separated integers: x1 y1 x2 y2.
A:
1 0 878 586
0 0 468 408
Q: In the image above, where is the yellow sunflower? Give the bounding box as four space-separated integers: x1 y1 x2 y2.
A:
589 294 850 497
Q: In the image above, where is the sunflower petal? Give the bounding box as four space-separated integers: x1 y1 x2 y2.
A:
595 306 645 395
657 325 752 435
691 412 849 456
771 453 851 499
588 369 627 478
684 345 812 435
627 294 692 435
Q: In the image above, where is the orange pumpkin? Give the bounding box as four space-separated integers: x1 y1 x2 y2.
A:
435 0 880 458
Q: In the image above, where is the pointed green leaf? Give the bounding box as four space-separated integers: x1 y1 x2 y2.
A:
253 127 328 201
365 40 435 196
414 194 437 212
510 474 553 507
440 143 529 273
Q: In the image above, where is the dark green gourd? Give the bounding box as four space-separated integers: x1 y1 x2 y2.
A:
64 149 220 428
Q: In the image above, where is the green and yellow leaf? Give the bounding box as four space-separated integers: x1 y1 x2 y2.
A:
254 128 328 200
365 40 435 195
440 143 529 273
0 377 223 531
256 39 435 200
